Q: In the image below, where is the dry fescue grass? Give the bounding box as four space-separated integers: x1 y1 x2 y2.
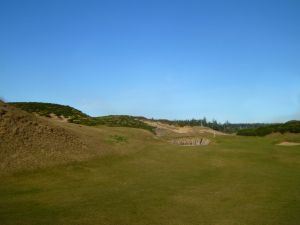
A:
0 102 86 175
0 102 156 175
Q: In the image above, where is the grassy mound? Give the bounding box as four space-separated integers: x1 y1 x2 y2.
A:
0 101 86 175
9 102 155 132
95 115 155 133
9 102 95 125
237 120 300 136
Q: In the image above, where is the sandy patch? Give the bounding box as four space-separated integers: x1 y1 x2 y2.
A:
49 113 70 122
141 119 226 136
277 142 300 146
171 137 210 146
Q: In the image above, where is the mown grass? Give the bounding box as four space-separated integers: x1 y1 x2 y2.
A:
1 130 300 225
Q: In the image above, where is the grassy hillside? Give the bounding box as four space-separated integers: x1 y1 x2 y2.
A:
9 102 96 125
237 120 300 136
1 132 300 225
0 101 101 175
8 102 154 131
95 115 155 133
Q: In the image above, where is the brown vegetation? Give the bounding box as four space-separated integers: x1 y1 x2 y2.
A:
0 101 90 174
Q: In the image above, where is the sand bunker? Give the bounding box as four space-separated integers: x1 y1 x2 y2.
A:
277 142 300 146
171 137 210 146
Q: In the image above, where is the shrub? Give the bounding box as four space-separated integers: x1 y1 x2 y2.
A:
237 121 300 136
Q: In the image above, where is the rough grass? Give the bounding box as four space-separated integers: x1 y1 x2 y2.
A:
9 102 155 131
1 130 300 225
8 102 95 125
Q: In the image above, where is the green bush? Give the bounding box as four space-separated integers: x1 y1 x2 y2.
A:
237 121 300 136
95 115 155 133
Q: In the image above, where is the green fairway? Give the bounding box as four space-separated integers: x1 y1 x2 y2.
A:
1 128 300 225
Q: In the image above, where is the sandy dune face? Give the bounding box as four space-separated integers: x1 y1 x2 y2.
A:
140 119 226 146
142 120 225 136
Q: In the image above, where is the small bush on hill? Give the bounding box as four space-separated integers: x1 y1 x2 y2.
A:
95 115 155 133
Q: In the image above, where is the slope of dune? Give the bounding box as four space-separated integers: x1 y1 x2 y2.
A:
0 101 157 175
0 101 90 174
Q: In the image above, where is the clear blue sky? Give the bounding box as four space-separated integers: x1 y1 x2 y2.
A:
1 0 300 123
